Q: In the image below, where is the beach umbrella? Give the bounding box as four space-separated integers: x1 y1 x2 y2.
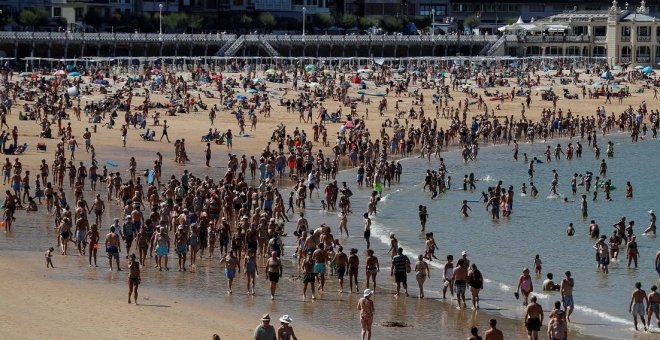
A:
304 64 315 72
265 69 276 75
68 71 81 77
643 66 653 74
248 88 258 94
66 64 75 72
19 72 32 77
612 65 622 70
601 71 612 79
252 77 263 84
323 69 332 75
308 82 321 88
634 65 644 70
235 94 247 100
54 70 66 76
67 86 79 97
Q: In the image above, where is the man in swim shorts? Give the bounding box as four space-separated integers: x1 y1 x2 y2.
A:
105 226 122 271
629 282 648 331
220 249 240 294
524 296 544 340
312 245 328 291
647 285 660 328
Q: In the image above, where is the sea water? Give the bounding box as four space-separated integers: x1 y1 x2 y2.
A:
357 133 659 339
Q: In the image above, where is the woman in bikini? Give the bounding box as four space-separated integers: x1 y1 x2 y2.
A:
365 249 379 293
127 254 141 304
414 254 430 299
357 289 375 340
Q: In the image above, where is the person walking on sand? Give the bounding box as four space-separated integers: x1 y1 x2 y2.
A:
414 254 430 299
160 120 170 143
524 295 544 340
105 226 122 271
357 289 374 340
266 251 283 300
629 282 649 331
220 249 240 294
277 315 297 340
254 314 276 340
484 319 503 340
391 247 410 297
467 264 483 309
128 254 140 304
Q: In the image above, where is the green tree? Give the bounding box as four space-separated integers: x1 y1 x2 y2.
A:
162 12 189 32
358 16 378 30
464 14 480 29
188 15 204 33
239 14 252 28
338 14 357 28
505 17 517 25
315 13 335 28
18 8 49 29
258 12 276 31
380 16 403 32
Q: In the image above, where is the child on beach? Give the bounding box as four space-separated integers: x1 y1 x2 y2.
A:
45 247 54 268
460 200 472 217
534 254 542 275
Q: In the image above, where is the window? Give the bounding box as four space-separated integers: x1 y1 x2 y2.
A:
420 4 447 17
638 26 649 36
75 7 84 20
53 7 62 17
529 5 544 13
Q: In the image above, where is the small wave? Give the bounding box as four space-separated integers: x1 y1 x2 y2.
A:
574 305 632 325
481 175 495 182
547 194 562 199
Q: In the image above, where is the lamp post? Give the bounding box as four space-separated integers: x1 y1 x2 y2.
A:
431 9 435 38
302 7 306 37
158 4 163 35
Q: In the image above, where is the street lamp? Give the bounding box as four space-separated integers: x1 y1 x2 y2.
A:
302 7 306 37
158 4 163 35
431 9 435 38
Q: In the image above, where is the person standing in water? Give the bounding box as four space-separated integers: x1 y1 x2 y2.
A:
647 285 660 328
517 268 533 306
363 213 371 249
644 209 656 235
629 282 649 331
560 271 575 322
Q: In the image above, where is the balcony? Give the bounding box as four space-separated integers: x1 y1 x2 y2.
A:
620 57 631 63
637 36 651 42
594 36 606 43
621 36 631 42
636 56 650 63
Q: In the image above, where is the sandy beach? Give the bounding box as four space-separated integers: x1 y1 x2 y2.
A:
1 61 659 339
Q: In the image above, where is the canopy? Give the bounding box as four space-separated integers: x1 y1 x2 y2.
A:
643 66 653 74
68 71 81 77
304 64 315 72
265 69 276 75
601 71 613 79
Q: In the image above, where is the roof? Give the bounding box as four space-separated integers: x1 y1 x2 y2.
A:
621 13 657 22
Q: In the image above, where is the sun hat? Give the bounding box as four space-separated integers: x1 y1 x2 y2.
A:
279 315 293 324
363 289 373 298
261 314 271 321
461 251 467 256
649 210 655 214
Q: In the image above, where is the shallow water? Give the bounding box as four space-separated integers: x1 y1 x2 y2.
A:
364 133 660 339
2 133 656 339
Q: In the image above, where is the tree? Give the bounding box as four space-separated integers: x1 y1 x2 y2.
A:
162 12 189 32
380 16 403 33
18 8 49 29
338 14 357 28
258 12 276 31
464 14 480 30
315 13 335 28
358 16 378 30
188 15 204 33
